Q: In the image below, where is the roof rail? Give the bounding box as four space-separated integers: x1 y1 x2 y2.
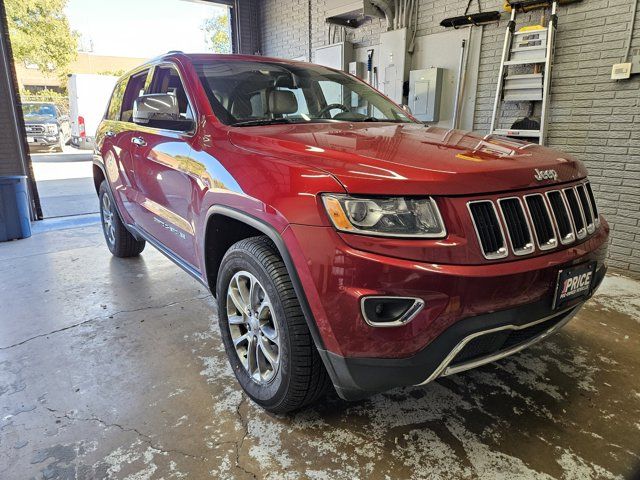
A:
166 50 184 54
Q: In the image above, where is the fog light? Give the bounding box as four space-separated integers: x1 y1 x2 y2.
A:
361 296 424 327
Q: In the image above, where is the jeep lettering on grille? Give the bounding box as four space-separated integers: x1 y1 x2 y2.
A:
534 168 558 181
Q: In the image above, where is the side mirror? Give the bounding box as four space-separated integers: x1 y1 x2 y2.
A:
133 93 194 132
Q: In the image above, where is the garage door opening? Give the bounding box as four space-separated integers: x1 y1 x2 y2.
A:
5 0 233 219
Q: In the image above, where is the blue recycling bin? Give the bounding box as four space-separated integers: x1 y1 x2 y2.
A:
0 175 32 242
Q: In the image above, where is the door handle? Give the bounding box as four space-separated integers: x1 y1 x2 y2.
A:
131 136 147 146
104 130 116 138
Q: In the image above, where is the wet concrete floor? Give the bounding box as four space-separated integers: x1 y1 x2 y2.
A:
1 224 639 479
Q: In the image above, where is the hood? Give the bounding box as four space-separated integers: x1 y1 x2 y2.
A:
24 115 57 124
228 124 587 196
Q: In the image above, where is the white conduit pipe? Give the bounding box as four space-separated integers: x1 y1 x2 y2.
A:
624 0 638 61
394 0 399 29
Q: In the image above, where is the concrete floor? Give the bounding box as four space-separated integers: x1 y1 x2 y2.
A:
1 223 639 480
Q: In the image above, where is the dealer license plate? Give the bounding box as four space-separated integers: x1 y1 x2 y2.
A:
553 262 597 309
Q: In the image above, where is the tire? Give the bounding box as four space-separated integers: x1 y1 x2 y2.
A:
216 236 331 413
98 180 145 257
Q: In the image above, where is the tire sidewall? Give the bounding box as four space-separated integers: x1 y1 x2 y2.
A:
98 182 117 255
217 248 293 409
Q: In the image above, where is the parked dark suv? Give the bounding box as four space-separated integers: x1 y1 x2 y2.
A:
22 102 71 152
94 53 609 413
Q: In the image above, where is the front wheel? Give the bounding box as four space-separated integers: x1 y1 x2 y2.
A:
98 181 145 257
216 236 331 413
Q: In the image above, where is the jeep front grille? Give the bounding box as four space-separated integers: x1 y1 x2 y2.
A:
585 182 600 225
563 187 586 239
497 197 534 255
524 194 557 250
468 181 600 259
576 184 595 233
546 190 575 244
468 201 507 259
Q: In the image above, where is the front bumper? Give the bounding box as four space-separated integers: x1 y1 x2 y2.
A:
318 284 603 400
26 135 59 147
283 221 609 399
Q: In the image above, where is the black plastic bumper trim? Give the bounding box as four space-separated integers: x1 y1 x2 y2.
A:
321 263 606 400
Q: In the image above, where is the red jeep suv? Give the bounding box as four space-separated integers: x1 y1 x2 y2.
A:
94 53 609 413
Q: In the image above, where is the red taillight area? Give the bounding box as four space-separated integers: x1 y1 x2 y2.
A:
78 116 86 137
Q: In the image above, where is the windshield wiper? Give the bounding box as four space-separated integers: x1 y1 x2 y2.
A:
232 118 296 127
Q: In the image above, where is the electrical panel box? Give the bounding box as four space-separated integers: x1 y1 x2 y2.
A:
409 68 443 122
379 28 409 105
315 42 354 106
315 42 353 71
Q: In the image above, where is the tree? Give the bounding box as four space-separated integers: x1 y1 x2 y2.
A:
201 11 231 54
6 0 77 75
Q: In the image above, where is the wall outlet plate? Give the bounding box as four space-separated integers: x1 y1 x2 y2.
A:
611 63 632 80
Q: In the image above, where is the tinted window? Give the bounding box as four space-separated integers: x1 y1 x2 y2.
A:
121 69 150 123
148 65 194 121
106 81 127 121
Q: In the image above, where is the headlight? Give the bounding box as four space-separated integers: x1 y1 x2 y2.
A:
321 194 446 238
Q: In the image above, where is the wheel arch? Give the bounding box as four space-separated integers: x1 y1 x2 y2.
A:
203 205 326 351
93 162 106 195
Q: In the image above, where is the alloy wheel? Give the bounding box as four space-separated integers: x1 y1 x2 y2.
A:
101 193 116 246
226 271 280 384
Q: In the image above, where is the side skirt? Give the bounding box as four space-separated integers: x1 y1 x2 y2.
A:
127 224 208 290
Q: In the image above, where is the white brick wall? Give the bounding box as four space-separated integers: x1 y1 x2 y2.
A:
259 0 640 277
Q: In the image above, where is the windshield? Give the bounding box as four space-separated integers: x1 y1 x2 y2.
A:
22 103 57 118
193 60 416 126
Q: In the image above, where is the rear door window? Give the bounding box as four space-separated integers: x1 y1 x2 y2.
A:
121 69 150 123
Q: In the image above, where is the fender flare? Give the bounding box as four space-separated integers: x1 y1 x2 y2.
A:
92 157 145 242
205 205 326 351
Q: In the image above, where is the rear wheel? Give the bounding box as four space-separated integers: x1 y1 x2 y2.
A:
216 236 331 413
99 180 145 257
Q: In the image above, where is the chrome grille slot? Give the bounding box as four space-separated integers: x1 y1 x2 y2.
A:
576 184 595 233
564 188 586 239
546 190 575 245
585 182 600 226
468 201 507 259
498 198 534 255
524 194 557 250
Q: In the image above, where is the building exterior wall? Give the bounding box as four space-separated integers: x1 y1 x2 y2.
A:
0 0 27 178
259 0 640 277
236 0 261 54
14 53 149 92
